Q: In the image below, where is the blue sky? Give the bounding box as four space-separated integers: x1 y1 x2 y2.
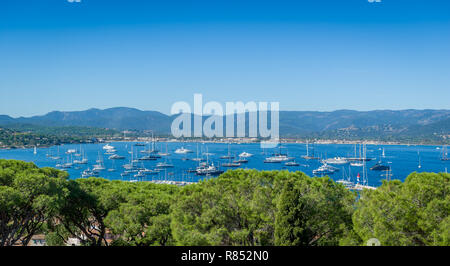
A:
0 0 449 117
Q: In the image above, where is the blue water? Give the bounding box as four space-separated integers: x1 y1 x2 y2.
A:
0 142 448 187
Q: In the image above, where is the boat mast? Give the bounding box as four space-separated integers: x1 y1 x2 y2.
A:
306 141 309 157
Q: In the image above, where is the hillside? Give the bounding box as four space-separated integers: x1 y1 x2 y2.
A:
0 108 449 143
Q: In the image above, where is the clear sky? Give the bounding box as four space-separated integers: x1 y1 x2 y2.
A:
1 0 449 117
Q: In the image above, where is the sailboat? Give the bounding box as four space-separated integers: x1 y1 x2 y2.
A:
336 166 354 188
285 160 300 166
61 155 73 169
51 146 61 160
353 152 376 190
441 145 449 161
156 155 174 168
350 144 364 166
301 141 320 160
370 147 390 171
195 146 224 176
75 145 82 157
33 146 37 155
158 142 171 156
141 132 159 155
191 143 204 161
220 143 234 159
107 160 117 172
93 152 105 171
222 153 241 167
418 151 422 169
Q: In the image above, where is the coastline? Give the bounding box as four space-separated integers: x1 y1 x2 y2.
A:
2 137 447 151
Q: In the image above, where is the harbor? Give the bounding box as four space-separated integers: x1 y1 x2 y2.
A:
0 141 448 188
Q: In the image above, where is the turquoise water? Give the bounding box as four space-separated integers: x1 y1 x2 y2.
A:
0 142 448 187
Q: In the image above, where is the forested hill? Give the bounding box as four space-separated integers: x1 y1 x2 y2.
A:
0 125 119 148
0 108 449 143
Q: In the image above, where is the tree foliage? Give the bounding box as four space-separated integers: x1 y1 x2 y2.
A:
0 159 448 246
352 172 449 246
275 175 356 246
0 159 68 246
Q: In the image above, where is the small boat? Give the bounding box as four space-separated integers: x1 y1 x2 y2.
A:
238 152 253 158
134 171 146 178
82 168 99 178
66 149 76 154
140 169 160 175
156 162 174 168
350 162 363 167
234 158 248 163
134 143 146 146
108 154 125 160
222 162 241 167
370 162 390 171
61 162 73 169
336 179 354 187
104 149 117 154
73 158 88 165
138 155 159 160
174 147 193 154
103 144 114 150
93 164 105 171
220 155 235 159
285 161 300 166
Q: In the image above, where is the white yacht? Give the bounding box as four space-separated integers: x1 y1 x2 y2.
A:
103 144 115 150
239 152 253 158
196 163 223 176
322 157 349 165
174 147 193 154
108 154 125 160
312 164 339 175
66 149 76 154
264 154 291 163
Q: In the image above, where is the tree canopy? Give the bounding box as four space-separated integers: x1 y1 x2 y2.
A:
0 159 448 246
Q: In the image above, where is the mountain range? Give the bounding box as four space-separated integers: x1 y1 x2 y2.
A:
0 107 449 143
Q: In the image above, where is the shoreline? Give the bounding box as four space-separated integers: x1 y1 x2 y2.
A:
1 137 447 151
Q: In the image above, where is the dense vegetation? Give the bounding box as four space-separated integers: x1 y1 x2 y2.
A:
0 159 448 246
0 125 120 149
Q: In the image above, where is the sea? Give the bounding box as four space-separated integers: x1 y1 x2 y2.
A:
0 142 448 187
